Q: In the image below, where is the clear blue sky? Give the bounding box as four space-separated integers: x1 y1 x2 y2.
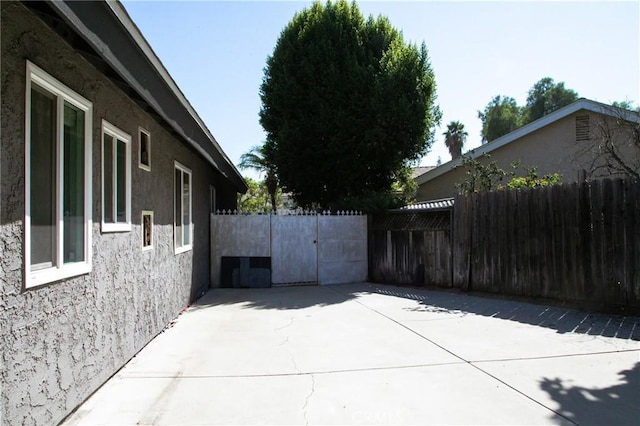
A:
121 0 639 179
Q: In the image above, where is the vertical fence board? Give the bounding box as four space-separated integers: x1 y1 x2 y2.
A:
590 180 605 304
564 183 579 301
631 180 640 307
452 194 470 289
497 189 509 294
532 188 543 297
527 188 537 297
624 179 640 307
601 179 616 305
480 191 490 292
487 191 499 293
541 186 553 297
610 178 627 305
579 181 594 302
520 189 531 297
506 189 518 295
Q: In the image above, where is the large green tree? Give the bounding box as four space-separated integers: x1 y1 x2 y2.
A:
612 100 640 113
238 144 279 212
524 77 579 123
443 121 467 160
478 78 579 143
237 177 282 212
478 96 523 143
259 0 440 209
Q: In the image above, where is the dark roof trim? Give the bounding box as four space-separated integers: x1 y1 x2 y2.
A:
44 0 247 193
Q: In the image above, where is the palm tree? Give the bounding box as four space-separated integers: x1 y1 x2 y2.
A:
443 121 468 160
238 144 279 213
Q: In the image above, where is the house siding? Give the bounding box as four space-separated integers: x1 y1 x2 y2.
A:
1 2 236 425
416 111 606 201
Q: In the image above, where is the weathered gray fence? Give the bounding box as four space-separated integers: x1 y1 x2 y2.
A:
369 208 452 287
368 177 639 312
211 212 368 287
453 177 640 311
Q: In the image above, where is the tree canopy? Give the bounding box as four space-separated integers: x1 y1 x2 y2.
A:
259 0 440 209
524 77 579 123
612 100 640 113
237 177 282 212
478 96 523 143
238 144 279 212
478 77 579 143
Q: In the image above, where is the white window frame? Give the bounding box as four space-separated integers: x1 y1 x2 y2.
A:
138 127 151 171
24 61 93 288
141 210 154 251
101 120 132 232
174 161 193 254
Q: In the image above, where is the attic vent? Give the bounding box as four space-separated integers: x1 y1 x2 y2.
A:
576 115 590 141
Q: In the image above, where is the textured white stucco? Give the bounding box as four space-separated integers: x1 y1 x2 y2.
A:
0 3 235 424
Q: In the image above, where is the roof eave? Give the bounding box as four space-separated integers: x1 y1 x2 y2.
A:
45 0 248 193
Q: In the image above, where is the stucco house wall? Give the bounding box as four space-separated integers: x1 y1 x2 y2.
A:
416 107 635 201
0 2 241 425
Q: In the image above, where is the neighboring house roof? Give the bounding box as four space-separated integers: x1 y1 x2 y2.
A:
412 166 436 179
416 98 640 186
27 0 247 193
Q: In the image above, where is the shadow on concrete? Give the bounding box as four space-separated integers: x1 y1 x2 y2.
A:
190 285 356 311
539 362 640 426
350 284 640 341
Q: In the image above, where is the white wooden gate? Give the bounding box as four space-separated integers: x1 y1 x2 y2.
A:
210 212 367 287
271 216 317 284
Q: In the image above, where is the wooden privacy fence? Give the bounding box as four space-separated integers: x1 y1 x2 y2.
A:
453 177 640 310
368 177 639 312
369 204 453 287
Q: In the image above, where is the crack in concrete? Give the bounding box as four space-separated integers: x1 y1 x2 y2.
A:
302 374 315 426
275 319 314 425
275 317 294 332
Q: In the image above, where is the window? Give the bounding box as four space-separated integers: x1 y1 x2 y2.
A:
210 185 216 214
139 127 151 171
174 161 192 253
102 121 131 232
25 61 93 288
142 210 153 251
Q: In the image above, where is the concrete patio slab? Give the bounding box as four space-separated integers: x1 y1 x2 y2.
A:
63 283 640 425
478 350 640 426
305 363 571 425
